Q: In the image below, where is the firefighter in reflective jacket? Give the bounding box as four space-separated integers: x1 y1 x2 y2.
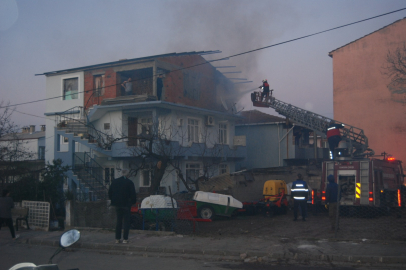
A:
327 121 344 160
291 173 309 221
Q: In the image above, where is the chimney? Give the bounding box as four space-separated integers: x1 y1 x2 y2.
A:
41 125 46 132
22 127 28 133
30 125 35 133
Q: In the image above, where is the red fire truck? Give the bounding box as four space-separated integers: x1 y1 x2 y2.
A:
319 158 404 209
251 91 405 211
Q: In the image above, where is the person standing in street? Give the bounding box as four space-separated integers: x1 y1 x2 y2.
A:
291 174 309 221
0 190 19 240
325 174 340 231
108 169 136 244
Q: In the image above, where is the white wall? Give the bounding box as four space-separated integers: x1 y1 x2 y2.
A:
45 71 84 163
45 72 84 114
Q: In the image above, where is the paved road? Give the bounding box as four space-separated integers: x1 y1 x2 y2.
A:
1 242 400 270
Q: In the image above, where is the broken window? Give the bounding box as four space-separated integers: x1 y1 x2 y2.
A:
63 77 78 100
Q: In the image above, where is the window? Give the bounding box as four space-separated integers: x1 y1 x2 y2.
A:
138 118 153 146
104 123 110 130
38 146 45 160
104 168 115 185
188 119 199 143
141 164 154 187
62 136 69 144
219 163 228 174
63 78 78 100
186 163 201 185
94 75 105 97
219 123 228 144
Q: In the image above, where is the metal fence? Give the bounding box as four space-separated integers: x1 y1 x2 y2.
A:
65 196 406 240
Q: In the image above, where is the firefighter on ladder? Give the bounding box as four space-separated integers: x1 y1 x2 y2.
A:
326 121 344 160
259 79 273 102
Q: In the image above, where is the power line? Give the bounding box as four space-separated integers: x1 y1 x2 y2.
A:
1 7 406 110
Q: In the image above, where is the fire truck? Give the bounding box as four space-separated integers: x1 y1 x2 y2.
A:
251 91 405 209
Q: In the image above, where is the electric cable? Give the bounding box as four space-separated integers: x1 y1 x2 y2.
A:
1 7 405 110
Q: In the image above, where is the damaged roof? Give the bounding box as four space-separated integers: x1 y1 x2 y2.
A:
37 50 221 76
329 17 406 57
237 110 285 125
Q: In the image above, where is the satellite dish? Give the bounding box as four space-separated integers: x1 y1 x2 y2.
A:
220 96 228 111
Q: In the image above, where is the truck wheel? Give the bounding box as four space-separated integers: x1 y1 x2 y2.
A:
198 205 215 220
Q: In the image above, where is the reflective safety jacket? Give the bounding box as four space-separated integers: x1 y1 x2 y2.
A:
291 180 309 200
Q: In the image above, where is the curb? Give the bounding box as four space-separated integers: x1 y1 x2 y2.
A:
21 237 406 266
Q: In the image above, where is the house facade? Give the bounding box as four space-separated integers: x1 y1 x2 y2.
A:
329 18 406 165
235 110 328 170
42 51 246 200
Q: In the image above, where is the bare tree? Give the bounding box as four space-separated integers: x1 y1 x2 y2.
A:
0 101 35 189
91 117 233 194
383 43 406 103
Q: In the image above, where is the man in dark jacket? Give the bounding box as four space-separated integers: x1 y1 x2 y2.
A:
0 190 19 239
108 169 136 244
325 174 340 230
291 174 309 221
260 79 270 101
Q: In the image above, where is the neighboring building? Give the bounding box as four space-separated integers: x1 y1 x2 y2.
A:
0 125 46 188
235 110 328 170
329 18 406 165
41 51 246 200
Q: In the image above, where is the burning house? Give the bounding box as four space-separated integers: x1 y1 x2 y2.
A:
41 51 247 200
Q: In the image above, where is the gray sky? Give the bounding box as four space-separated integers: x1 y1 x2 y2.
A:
1 0 406 129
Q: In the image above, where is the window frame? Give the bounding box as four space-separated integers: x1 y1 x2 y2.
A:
185 162 201 185
93 74 105 97
219 163 229 174
62 77 79 100
138 117 153 146
187 118 200 143
218 122 228 144
140 164 154 187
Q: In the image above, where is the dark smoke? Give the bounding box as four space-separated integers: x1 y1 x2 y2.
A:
163 0 292 108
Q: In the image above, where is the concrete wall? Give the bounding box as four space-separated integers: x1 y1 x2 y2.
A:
330 18 406 166
228 167 319 202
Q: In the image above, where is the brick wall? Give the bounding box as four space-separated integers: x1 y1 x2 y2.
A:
84 68 118 110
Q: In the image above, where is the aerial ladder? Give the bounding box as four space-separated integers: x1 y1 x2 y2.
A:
250 91 374 158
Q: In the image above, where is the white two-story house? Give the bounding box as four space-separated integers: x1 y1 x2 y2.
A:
41 51 246 200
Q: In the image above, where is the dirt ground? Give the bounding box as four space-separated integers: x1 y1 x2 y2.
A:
194 206 406 241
